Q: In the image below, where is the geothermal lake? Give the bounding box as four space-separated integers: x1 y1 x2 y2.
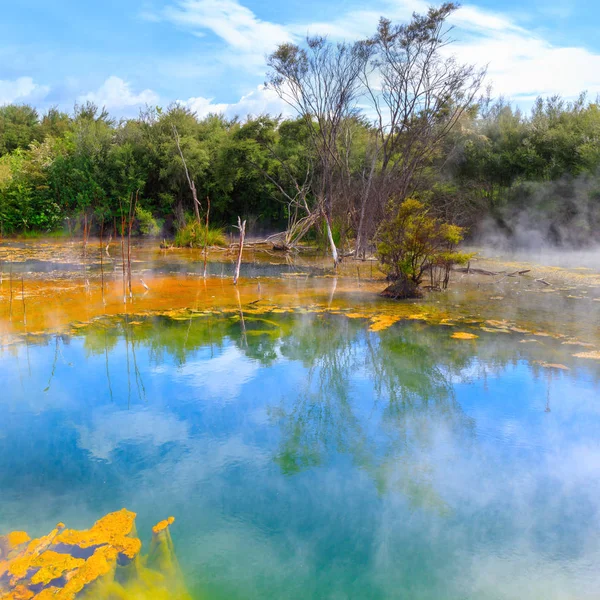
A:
1 240 600 599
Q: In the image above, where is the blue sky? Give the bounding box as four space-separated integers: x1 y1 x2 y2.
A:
1 0 599 118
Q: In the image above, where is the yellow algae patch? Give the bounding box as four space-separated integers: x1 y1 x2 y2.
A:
480 327 510 334
6 533 30 550
451 332 479 340
2 525 65 581
29 551 85 585
55 509 141 560
2 585 34 599
0 511 189 600
369 315 401 332
35 545 119 600
573 351 600 360
152 517 175 536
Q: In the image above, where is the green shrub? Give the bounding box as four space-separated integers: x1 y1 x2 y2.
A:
136 205 162 237
174 217 227 247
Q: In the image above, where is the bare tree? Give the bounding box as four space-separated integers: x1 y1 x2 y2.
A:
173 125 202 225
267 37 371 267
355 3 486 257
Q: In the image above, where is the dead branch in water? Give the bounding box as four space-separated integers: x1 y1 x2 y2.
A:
119 200 127 304
127 191 139 299
100 220 105 305
203 196 210 279
455 267 499 276
233 216 246 285
536 278 552 286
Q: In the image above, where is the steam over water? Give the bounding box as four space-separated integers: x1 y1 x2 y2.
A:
1 312 600 599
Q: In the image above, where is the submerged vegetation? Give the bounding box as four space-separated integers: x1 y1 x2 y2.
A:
0 510 190 599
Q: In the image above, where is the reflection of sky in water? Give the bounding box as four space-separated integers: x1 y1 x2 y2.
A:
1 316 600 599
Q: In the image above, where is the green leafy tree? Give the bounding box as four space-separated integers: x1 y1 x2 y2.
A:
377 198 470 297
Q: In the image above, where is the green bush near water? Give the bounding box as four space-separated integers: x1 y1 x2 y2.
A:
174 217 227 248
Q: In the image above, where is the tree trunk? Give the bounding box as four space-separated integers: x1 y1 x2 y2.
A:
233 217 246 285
380 275 422 299
324 215 338 268
356 152 378 259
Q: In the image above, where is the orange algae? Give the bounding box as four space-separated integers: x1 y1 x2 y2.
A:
3 585 34 600
451 332 479 340
0 510 188 600
54 509 141 560
369 315 401 332
5 532 30 550
152 517 175 536
28 552 85 586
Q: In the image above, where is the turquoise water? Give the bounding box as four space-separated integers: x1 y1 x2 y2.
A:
1 312 600 599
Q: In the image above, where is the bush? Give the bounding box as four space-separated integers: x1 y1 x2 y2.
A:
136 205 162 237
377 198 472 297
174 216 227 248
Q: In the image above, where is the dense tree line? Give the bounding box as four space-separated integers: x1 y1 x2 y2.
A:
1 3 599 252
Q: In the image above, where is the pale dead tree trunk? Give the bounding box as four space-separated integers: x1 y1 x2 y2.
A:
324 213 338 266
233 216 246 285
203 196 211 279
127 191 139 300
119 200 127 304
173 125 202 225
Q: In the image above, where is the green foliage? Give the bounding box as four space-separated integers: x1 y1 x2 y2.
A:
1 85 600 248
136 205 162 236
377 199 467 289
174 216 227 247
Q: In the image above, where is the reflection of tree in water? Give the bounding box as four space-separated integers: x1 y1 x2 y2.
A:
69 311 542 510
271 317 481 510
272 315 369 474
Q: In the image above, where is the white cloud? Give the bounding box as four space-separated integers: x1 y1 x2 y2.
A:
298 1 600 101
149 0 600 112
78 76 159 110
164 0 291 66
76 408 190 461
0 76 50 106
159 344 261 400
183 84 290 119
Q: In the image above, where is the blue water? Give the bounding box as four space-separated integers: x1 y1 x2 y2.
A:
1 313 600 599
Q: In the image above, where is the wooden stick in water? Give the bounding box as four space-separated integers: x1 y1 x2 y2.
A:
100 220 105 305
233 216 246 286
203 196 210 279
120 203 126 304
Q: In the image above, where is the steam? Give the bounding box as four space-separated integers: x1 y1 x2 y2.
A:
473 170 600 262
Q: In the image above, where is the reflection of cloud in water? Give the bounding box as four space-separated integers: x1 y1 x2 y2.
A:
76 408 190 460
155 345 260 401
